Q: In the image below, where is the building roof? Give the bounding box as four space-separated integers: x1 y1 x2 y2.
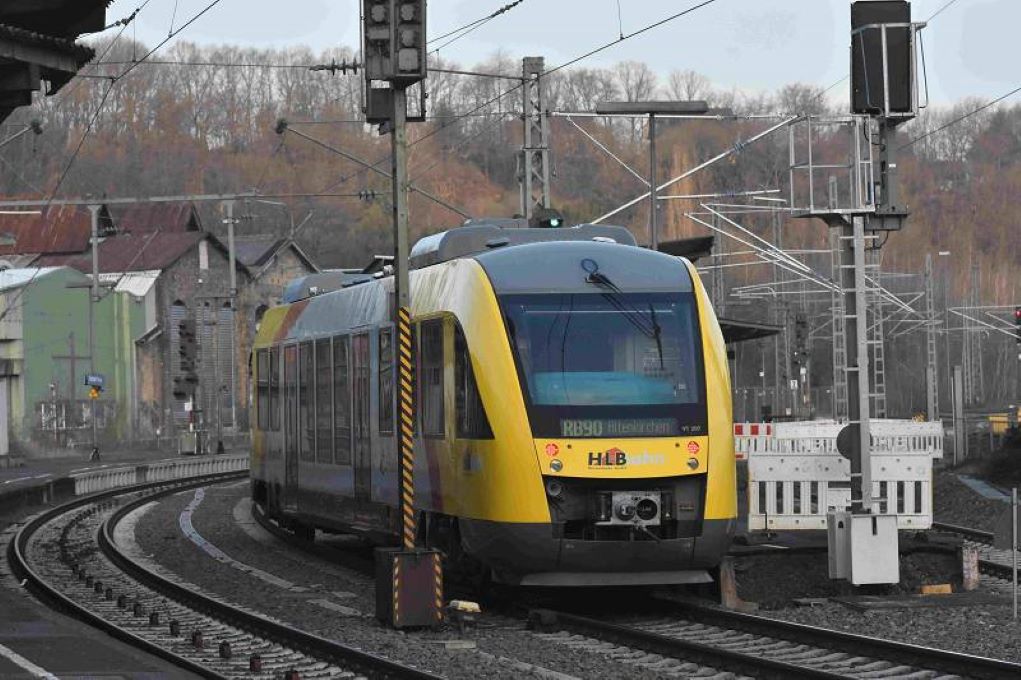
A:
0 267 61 292
98 269 161 298
233 235 318 274
0 1 107 121
719 317 783 344
0 206 107 257
39 232 206 273
0 1 111 38
111 203 202 234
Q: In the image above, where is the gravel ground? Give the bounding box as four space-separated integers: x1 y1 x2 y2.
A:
735 550 964 609
766 601 1021 663
132 481 667 680
735 471 1021 665
932 471 1009 532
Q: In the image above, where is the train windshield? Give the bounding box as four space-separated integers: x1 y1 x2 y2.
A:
501 292 708 438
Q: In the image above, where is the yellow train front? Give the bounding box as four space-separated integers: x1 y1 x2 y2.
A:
250 220 736 586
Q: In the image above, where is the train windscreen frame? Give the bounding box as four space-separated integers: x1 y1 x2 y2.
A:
500 291 708 438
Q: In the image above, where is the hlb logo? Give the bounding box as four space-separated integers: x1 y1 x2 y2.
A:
588 447 627 467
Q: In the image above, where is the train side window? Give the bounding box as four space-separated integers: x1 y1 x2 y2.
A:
256 349 269 431
455 324 492 439
299 342 314 462
420 319 444 437
333 336 352 465
269 346 280 432
315 338 333 464
378 328 394 435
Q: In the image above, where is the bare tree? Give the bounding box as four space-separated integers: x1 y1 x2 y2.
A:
666 69 711 102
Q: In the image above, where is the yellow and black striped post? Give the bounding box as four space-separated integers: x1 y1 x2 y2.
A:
374 81 443 629
397 305 415 550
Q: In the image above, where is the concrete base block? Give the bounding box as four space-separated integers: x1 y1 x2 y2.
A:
960 546 979 591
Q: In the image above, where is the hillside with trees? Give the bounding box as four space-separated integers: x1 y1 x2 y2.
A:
2 39 1018 414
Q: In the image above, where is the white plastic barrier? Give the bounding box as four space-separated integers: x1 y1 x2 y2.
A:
738 420 943 531
71 453 249 495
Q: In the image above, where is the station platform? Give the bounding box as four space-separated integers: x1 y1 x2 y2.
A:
0 449 230 679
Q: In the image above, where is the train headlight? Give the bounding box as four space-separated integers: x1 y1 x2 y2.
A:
635 498 659 521
550 459 563 472
545 479 564 499
615 500 636 521
687 457 699 470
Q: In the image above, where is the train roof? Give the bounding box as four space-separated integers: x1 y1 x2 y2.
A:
408 220 637 270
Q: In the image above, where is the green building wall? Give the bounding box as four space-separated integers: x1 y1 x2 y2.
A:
16 267 144 447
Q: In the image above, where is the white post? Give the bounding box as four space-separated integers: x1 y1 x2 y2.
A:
1013 487 1018 621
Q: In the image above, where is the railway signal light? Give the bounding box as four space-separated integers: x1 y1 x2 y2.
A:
1015 306 1021 348
530 207 565 229
362 1 427 84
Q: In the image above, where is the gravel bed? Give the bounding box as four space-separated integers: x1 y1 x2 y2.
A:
765 602 1021 663
735 551 964 609
734 472 1021 665
933 471 1009 532
133 481 664 680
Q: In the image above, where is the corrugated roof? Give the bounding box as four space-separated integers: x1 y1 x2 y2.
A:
0 205 95 256
0 267 61 292
98 269 161 298
39 232 205 273
111 203 201 233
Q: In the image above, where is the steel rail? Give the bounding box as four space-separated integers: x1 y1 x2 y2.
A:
931 521 1017 581
7 472 441 680
101 481 442 680
7 472 245 680
659 598 1021 680
529 608 848 680
533 597 1021 680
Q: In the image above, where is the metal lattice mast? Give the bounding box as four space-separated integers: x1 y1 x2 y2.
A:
519 56 550 220
867 247 887 419
962 261 984 405
924 254 939 421
772 209 788 417
709 212 725 311
830 228 848 421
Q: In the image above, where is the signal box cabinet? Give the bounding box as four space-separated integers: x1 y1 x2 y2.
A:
374 547 443 628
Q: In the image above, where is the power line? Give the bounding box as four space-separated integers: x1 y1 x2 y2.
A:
899 83 1021 150
0 0 226 324
428 0 526 54
927 0 965 21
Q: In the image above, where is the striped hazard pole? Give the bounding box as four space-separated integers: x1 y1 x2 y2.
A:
384 82 442 627
397 305 416 550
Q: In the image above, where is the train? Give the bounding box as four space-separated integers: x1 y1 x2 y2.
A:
249 218 736 586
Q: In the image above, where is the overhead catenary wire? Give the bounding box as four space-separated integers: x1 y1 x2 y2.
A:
0 0 225 324
428 0 527 55
899 83 1021 150
291 0 720 203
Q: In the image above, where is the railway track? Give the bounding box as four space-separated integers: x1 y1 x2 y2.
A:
931 522 1018 581
529 596 1021 680
6 472 441 680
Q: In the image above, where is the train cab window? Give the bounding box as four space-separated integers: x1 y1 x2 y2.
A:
299 342 314 461
256 350 269 430
269 346 280 432
315 339 333 464
333 336 352 465
420 319 444 436
455 325 492 439
378 328 394 435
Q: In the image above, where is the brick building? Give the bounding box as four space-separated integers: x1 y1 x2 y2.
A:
0 202 317 451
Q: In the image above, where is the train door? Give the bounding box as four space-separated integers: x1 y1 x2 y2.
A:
283 344 299 510
352 333 372 502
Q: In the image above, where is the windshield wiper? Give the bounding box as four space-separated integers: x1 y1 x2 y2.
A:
584 264 663 366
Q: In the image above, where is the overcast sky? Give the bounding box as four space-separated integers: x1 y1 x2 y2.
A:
104 0 1015 106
